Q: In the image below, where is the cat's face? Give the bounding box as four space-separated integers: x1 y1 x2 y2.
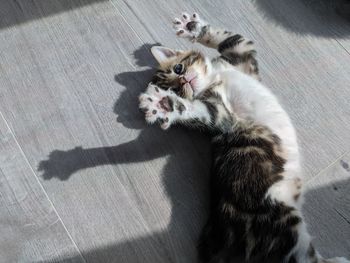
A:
150 46 211 100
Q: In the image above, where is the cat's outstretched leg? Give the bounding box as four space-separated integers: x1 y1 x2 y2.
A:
173 12 259 79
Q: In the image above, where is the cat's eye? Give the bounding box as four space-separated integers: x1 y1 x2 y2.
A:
173 64 183 75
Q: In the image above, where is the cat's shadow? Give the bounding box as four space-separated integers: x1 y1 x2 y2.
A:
37 43 211 262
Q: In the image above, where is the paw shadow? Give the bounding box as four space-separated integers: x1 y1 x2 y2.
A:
113 43 160 130
37 43 211 262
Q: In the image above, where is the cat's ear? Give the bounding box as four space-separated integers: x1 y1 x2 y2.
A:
151 46 181 65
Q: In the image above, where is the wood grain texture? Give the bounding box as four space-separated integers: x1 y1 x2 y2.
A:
0 0 349 262
0 114 84 263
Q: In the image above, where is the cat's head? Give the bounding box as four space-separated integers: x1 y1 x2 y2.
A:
150 46 212 99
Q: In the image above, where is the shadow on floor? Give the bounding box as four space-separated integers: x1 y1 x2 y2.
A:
44 177 350 263
254 0 350 37
0 0 107 30
37 42 350 263
38 43 212 262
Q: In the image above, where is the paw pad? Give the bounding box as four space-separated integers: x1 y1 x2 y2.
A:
139 84 175 129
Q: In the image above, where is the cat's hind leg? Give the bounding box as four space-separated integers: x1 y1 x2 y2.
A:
173 12 259 80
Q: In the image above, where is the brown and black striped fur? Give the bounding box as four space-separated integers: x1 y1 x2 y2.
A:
198 122 301 263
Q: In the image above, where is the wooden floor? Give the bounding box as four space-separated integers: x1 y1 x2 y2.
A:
0 0 349 262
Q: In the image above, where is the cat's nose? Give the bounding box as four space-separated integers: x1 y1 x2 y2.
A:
179 77 187 85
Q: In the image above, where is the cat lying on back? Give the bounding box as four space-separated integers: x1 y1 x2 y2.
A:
139 12 349 263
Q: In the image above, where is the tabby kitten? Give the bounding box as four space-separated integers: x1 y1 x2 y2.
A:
139 12 349 263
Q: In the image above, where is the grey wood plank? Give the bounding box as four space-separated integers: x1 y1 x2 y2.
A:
0 0 109 29
254 0 350 37
0 113 84 263
0 0 349 262
252 0 350 75
304 152 350 258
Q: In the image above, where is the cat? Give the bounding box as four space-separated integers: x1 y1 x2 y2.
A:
138 12 349 263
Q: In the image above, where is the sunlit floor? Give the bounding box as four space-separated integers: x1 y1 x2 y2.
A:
0 0 349 262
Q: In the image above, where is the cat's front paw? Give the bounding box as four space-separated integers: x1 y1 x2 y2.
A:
173 12 208 41
139 84 176 130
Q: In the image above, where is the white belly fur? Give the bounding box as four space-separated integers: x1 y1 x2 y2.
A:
218 69 302 207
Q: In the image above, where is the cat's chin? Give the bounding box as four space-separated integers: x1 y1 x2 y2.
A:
183 82 193 91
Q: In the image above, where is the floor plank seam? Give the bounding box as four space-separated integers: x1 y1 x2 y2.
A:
335 39 350 56
119 0 157 40
0 111 87 263
305 150 350 184
109 0 145 44
334 208 350 226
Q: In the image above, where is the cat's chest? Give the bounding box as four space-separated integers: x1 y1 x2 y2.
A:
216 69 262 119
223 83 256 120
230 96 255 120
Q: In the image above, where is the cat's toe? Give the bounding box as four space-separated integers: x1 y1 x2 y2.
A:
138 94 152 109
192 13 200 21
173 18 183 29
139 92 152 101
146 83 170 98
181 12 191 23
139 92 147 100
176 29 193 39
160 117 171 130
146 83 161 95
145 108 162 124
